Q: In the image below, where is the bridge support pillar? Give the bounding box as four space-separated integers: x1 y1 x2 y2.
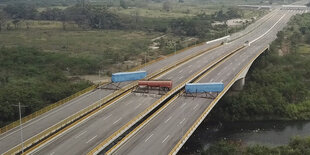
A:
232 77 245 91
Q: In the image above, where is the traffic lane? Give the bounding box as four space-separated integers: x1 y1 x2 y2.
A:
30 30 242 154
204 13 294 84
155 41 243 86
0 24 216 152
0 8 286 154
37 8 286 155
113 96 212 155
0 88 114 154
36 40 242 155
37 36 246 154
237 11 286 43
142 41 220 73
114 41 272 155
16 8 290 154
230 9 278 41
34 93 159 155
113 13 295 153
142 7 281 73
170 44 241 85
114 42 254 154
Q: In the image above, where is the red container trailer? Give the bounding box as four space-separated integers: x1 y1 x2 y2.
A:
138 80 172 90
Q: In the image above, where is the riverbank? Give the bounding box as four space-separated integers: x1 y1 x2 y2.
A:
179 120 310 154
202 136 310 155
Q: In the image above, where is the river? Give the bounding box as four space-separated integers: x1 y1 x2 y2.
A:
178 120 310 154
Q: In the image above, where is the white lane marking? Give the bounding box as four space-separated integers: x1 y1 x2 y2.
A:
125 100 133 105
86 135 97 143
179 118 186 125
181 102 187 108
188 65 193 68
113 117 122 124
193 104 199 110
165 116 172 123
145 134 153 142
179 70 183 73
75 131 87 139
135 103 142 109
162 135 170 143
0 89 98 141
103 114 112 121
210 78 214 82
50 152 55 155
179 76 183 80
250 14 286 44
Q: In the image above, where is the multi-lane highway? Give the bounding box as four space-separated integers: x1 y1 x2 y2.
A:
0 23 225 154
109 10 303 155
30 8 300 155
30 25 251 155
0 2 307 154
0 35 221 154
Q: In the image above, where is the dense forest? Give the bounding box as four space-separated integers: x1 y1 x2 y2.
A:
209 13 310 121
202 137 310 155
0 47 92 127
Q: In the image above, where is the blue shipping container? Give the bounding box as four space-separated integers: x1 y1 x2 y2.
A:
111 71 147 83
185 83 224 93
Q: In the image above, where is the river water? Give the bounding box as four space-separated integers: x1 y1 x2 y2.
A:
178 120 310 154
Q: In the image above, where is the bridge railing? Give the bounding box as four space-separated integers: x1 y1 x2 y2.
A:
0 83 104 135
169 46 269 155
0 41 210 136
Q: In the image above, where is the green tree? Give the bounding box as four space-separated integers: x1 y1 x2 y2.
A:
0 11 8 32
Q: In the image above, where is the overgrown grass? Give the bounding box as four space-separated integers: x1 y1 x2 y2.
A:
202 137 310 155
0 20 162 75
297 44 310 54
0 20 158 55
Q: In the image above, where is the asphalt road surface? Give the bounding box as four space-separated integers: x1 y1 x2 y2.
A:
31 9 297 155
112 10 300 155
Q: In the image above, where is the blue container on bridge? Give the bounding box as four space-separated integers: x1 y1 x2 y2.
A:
111 71 147 83
185 83 224 93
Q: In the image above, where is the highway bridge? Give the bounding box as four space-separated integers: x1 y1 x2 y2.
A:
0 2 308 155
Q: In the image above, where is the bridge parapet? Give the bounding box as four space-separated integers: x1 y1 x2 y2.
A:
232 46 269 90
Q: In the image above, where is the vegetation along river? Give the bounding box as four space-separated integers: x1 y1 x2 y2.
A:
179 121 310 154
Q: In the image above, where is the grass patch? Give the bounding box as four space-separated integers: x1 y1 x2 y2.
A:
0 20 160 56
297 44 310 54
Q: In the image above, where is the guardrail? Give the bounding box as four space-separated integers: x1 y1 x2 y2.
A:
93 45 245 155
4 82 137 155
129 42 206 72
206 35 230 44
0 37 208 136
169 46 269 155
4 40 223 155
0 82 107 135
229 10 277 42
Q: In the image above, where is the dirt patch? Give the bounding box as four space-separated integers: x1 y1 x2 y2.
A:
71 75 110 84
